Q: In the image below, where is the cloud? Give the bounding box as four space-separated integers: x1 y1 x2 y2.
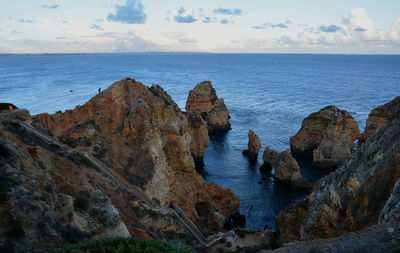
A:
18 19 34 23
354 27 368 32
320 25 341 33
55 36 66 40
90 24 104 31
220 19 230 24
107 0 146 24
174 7 197 23
213 8 242 16
42 5 60 9
251 21 290 30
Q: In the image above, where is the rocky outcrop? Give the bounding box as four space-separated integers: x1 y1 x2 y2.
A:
271 222 400 253
185 113 209 166
33 79 239 229
362 96 400 142
185 81 231 133
276 97 400 242
290 105 360 169
0 117 130 252
262 147 312 189
242 130 261 161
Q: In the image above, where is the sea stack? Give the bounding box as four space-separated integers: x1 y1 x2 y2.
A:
242 129 261 161
185 81 231 133
290 105 360 169
261 147 312 189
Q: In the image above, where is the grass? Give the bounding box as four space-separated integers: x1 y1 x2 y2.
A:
52 237 194 253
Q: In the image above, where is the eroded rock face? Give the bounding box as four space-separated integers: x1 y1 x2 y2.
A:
185 81 231 133
277 98 400 242
262 147 312 189
33 80 239 229
290 105 360 169
0 121 129 252
243 130 261 161
362 96 400 142
185 113 209 165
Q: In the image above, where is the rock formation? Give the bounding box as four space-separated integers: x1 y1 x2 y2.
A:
33 80 239 230
261 147 312 189
242 130 261 161
361 96 400 142
290 105 360 169
0 111 130 252
185 81 231 133
276 96 400 243
185 113 209 166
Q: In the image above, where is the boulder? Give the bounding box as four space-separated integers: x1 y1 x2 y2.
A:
361 96 400 142
290 105 360 169
242 130 261 161
276 97 400 242
185 81 231 132
185 113 209 166
262 147 312 189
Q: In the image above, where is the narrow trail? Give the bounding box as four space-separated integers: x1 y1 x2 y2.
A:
13 118 230 247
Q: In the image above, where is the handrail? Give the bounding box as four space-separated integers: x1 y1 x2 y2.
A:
12 119 229 247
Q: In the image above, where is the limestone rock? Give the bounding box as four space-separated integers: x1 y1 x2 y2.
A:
0 124 129 252
362 96 400 142
185 81 231 132
276 97 400 241
33 79 239 227
262 147 312 189
207 211 225 231
290 105 360 169
243 130 261 161
379 178 400 225
185 113 209 166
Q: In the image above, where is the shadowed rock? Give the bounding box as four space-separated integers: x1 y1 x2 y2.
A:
262 147 312 189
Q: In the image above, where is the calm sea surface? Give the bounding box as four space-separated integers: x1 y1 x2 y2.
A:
1 53 399 230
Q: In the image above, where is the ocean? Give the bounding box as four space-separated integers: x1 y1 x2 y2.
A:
1 53 399 230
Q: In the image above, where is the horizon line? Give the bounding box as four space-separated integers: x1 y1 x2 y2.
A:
1 51 400 56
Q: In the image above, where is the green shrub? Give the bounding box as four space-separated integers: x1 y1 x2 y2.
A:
52 237 194 253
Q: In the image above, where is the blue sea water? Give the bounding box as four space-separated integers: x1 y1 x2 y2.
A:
1 53 399 231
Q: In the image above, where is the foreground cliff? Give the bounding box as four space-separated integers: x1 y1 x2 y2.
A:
33 80 239 229
0 79 240 252
276 96 400 244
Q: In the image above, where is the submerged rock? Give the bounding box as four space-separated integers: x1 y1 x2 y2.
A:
242 129 261 161
290 105 360 169
276 96 400 242
185 81 231 133
262 147 312 189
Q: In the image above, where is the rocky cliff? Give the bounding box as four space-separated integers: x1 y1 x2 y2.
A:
277 97 400 243
0 111 131 252
33 80 239 230
185 81 231 133
362 96 400 142
290 105 360 169
185 113 209 166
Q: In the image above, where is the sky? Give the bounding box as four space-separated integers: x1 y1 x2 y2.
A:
0 0 400 54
